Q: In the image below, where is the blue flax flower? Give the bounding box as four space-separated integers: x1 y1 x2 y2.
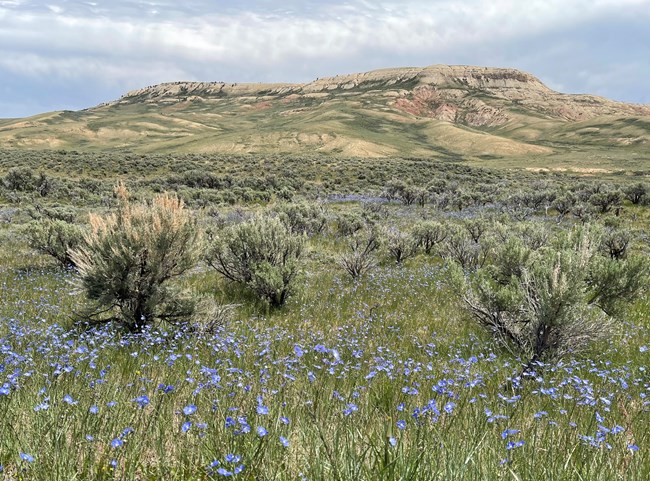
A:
132 395 150 408
19 452 34 463
506 440 525 450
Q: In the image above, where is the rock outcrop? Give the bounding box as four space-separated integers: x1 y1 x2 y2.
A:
109 65 650 127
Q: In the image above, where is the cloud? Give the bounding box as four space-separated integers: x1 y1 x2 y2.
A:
1 0 649 116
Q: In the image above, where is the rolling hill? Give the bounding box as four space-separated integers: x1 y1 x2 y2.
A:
1 65 649 170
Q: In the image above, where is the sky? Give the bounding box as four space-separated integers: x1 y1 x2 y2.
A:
1 0 649 118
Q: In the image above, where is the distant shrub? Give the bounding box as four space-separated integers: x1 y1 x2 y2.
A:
361 202 388 222
273 201 327 236
24 218 84 269
440 225 492 271
623 183 647 205
463 216 490 243
70 184 202 332
335 211 366 237
503 192 535 220
571 203 592 223
412 220 447 255
26 203 77 223
588 190 623 214
338 228 381 279
600 226 631 260
207 215 304 307
384 226 418 264
384 179 417 205
551 193 576 222
4 167 35 192
514 222 552 250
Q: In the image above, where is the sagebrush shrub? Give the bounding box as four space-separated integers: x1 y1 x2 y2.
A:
339 228 381 279
451 226 647 372
207 215 304 307
440 225 492 271
70 184 202 331
25 218 84 268
273 201 327 236
384 226 418 264
412 220 447 255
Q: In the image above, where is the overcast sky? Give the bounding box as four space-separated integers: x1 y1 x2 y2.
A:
1 0 649 118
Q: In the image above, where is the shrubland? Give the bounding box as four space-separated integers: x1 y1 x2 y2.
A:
0 149 649 480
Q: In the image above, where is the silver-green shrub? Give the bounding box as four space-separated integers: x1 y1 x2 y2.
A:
451 226 647 372
207 215 304 307
70 184 202 331
338 228 381 279
24 218 84 269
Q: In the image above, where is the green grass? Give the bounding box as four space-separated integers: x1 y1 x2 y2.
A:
0 149 649 479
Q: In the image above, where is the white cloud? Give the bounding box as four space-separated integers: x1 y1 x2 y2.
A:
0 0 649 116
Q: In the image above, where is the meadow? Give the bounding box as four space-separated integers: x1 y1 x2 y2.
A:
0 149 648 480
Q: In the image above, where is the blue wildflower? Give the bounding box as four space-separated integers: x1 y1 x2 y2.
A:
444 402 455 414
133 395 150 408
611 425 625 435
280 436 290 448
182 421 192 433
183 404 197 416
63 394 77 405
217 465 245 476
257 426 268 437
506 440 525 450
343 403 358 416
224 454 241 463
158 383 175 394
397 420 407 430
19 452 34 463
111 438 123 449
502 429 520 439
